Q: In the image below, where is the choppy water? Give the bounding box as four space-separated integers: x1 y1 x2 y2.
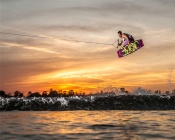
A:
0 111 175 140
1 95 175 111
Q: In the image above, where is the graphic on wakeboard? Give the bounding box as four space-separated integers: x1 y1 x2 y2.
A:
117 39 144 58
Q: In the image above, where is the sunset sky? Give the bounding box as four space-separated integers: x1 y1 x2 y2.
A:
0 0 175 94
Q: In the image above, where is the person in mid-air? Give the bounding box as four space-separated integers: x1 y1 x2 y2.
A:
118 31 134 47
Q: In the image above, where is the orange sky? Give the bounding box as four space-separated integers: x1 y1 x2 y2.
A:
0 0 175 94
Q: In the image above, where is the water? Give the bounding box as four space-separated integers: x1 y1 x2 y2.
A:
1 95 175 111
0 111 175 140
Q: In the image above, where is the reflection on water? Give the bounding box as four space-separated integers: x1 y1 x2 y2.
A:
0 111 175 140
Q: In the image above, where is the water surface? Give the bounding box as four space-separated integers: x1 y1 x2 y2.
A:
0 111 175 140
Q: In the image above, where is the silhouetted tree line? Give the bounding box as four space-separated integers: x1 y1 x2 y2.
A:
0 89 86 98
0 88 175 98
0 90 24 98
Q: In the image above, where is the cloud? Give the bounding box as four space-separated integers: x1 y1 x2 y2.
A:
34 22 145 34
1 41 60 54
1 0 175 94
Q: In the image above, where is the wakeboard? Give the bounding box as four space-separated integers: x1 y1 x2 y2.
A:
117 39 144 58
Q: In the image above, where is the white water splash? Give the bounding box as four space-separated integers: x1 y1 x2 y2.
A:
90 96 95 101
167 66 175 93
56 97 68 106
132 87 153 95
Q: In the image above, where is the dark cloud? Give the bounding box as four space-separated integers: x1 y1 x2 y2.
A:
2 0 174 24
38 25 113 33
54 0 174 18
36 22 145 34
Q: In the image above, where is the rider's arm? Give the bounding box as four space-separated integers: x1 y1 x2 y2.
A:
118 40 123 46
